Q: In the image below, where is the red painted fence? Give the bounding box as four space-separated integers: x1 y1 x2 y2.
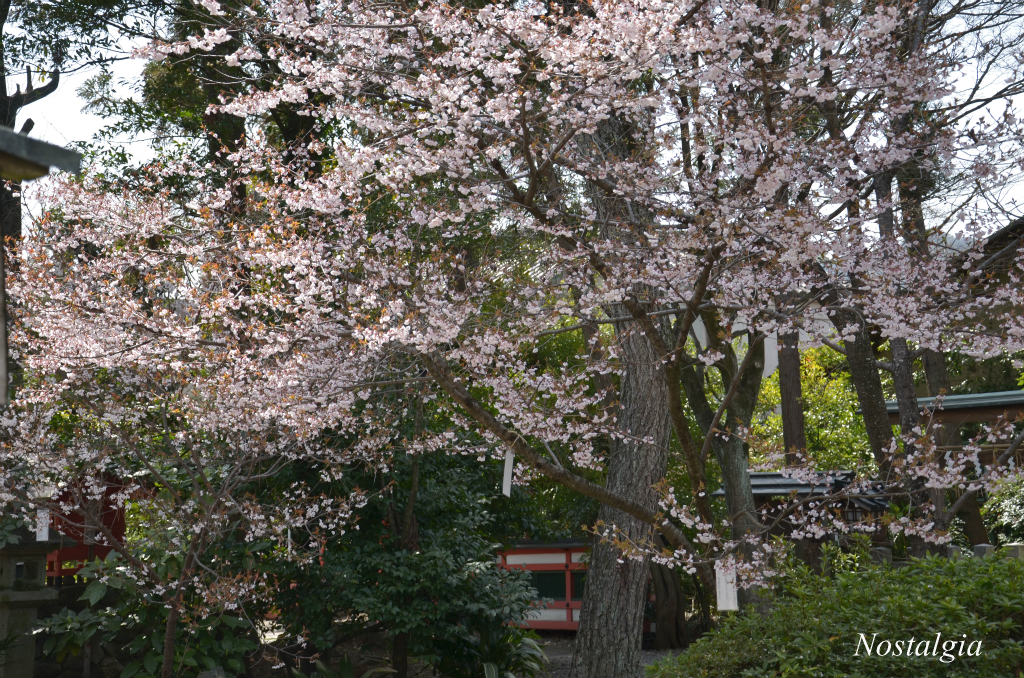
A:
497 543 588 630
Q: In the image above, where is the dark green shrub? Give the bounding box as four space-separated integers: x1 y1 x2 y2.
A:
648 554 1024 678
267 452 546 678
36 554 259 678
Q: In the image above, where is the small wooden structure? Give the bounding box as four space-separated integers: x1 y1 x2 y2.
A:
885 390 1024 426
714 471 889 522
885 390 1024 467
497 542 587 630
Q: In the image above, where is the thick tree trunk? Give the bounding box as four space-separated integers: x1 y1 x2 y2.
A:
569 108 672 677
650 560 686 650
680 333 764 539
392 453 420 678
778 330 806 464
890 338 920 448
890 338 949 556
649 533 687 650
679 330 763 612
717 436 760 537
391 633 409 678
570 319 670 678
877 171 948 552
953 491 990 546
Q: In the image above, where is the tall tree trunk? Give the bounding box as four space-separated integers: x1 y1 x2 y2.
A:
922 350 990 544
877 170 950 552
875 172 920 457
650 561 686 650
391 634 409 678
889 338 920 449
889 337 948 556
833 310 894 477
571 319 670 678
778 330 806 464
680 331 764 539
569 107 672 677
649 534 687 650
161 595 181 678
679 328 764 612
392 415 422 678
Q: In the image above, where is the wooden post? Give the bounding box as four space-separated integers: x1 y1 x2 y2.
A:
778 330 806 464
0 126 80 678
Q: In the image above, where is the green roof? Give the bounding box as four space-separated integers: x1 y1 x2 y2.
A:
0 126 81 181
884 390 1024 414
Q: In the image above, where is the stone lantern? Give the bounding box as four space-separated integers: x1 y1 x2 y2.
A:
0 522 61 678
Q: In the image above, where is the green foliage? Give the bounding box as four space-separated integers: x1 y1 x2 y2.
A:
434 617 548 678
752 347 873 471
7 0 140 69
984 479 1024 545
647 555 1024 678
0 514 25 549
499 476 599 543
267 452 545 678
36 555 259 678
821 534 874 575
940 352 1022 394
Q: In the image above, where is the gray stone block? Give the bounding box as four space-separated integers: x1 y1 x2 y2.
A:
869 546 893 564
973 543 996 558
1002 543 1024 560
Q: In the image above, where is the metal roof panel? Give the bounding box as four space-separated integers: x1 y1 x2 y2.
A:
884 390 1024 414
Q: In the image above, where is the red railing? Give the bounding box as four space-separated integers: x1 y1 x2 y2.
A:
498 544 588 630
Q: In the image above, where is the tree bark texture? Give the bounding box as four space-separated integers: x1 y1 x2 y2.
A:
889 338 947 556
650 545 688 649
889 338 920 447
778 330 806 464
160 596 180 678
833 310 894 477
679 332 764 539
570 318 670 678
570 109 672 677
922 349 990 544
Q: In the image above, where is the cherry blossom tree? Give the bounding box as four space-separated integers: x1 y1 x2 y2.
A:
4 0 1024 676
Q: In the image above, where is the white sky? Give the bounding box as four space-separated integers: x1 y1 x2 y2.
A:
25 69 106 149
13 56 149 159
10 57 150 221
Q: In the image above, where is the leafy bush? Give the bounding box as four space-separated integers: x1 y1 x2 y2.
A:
330 546 544 678
434 623 547 678
36 554 259 678
984 479 1024 545
267 452 546 678
648 554 1024 678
